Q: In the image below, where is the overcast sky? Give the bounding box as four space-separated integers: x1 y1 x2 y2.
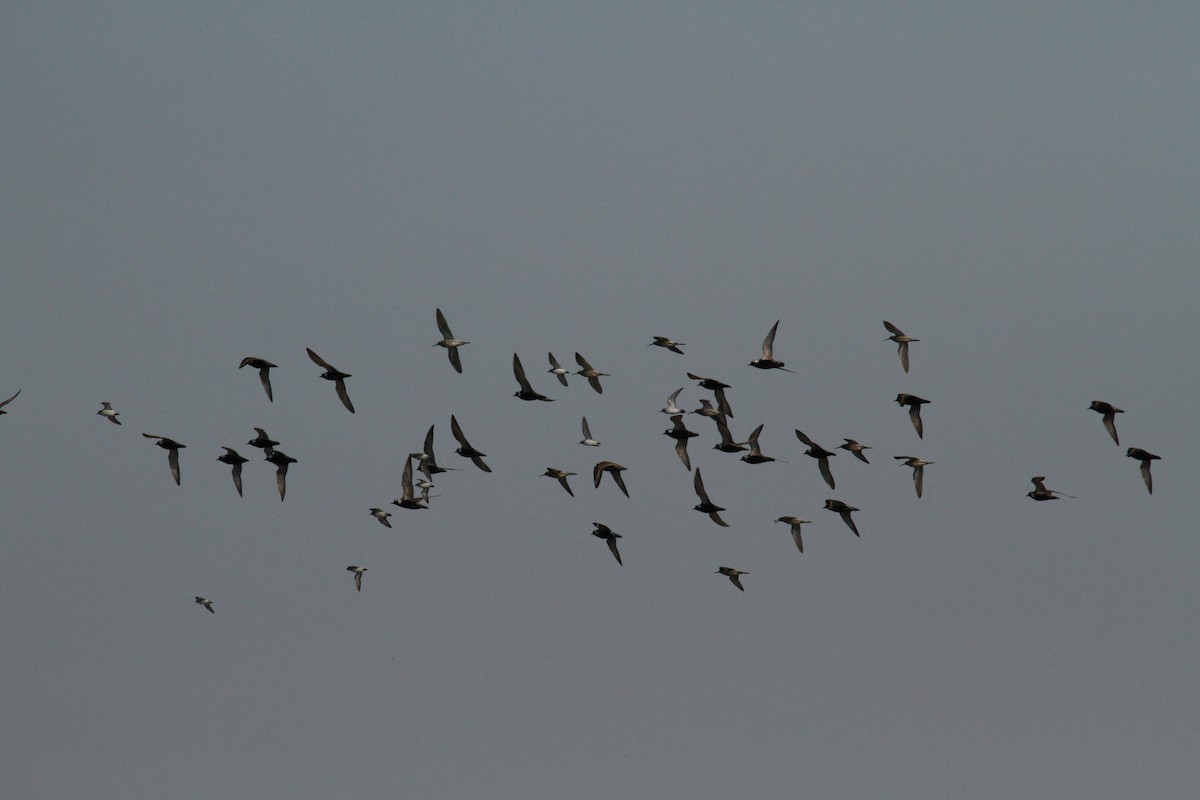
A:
3 5 1198 798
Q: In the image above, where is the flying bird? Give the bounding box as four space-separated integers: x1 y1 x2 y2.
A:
0 389 21 415
369 508 393 528
391 456 429 509
795 430 837 489
690 398 723 420
648 336 686 354
687 373 733 417
883 321 919 373
546 353 570 386
433 308 469 373
247 427 279 456
1027 476 1075 501
1088 401 1124 445
593 461 629 498
410 425 456 476
741 424 784 465
346 565 367 592
541 468 577 497
895 394 930 439
513 353 553 401
749 320 796 372
775 516 811 554
450 415 491 472
265 450 297 501
824 499 860 537
238 356 277 401
838 439 872 464
712 414 749 454
1125 448 1160 494
194 596 215 614
663 414 699 470
580 417 601 447
574 352 608 394
894 456 934 498
142 434 185 485
661 387 685 415
217 447 250 496
692 468 729 527
97 401 121 425
591 523 624 565
715 566 748 592
306 347 354 413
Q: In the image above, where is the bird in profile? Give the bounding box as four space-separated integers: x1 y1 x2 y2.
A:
541 468 577 497
712 415 748 454
1027 476 1075 501
883 321 919 373
410 425 456 476
593 461 629 497
97 401 121 425
574 352 608 394
894 456 934 498
450 415 491 472
306 347 354 413
247 427 279 456
346 565 367 592
895 393 930 439
824 499 860 537
546 353 570 386
663 414 699 470
591 523 624 565
265 450 297 501
513 353 553 401
661 387 685 415
838 438 872 464
238 356 277 402
580 417 601 447
687 373 733 417
692 468 729 527
648 336 686 355
0 389 22 415
369 508 393 528
414 465 436 503
1125 448 1160 494
217 447 250 496
775 516 811 554
391 456 429 509
142 434 185 485
715 566 748 591
749 320 796 372
194 596 215 614
741 424 784 465
795 430 837 489
433 308 469 373
1088 401 1124 445
691 398 723 421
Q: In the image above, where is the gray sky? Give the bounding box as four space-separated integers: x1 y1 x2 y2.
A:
3 5 1198 798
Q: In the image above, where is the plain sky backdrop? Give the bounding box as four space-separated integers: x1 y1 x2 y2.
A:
3 5 1197 798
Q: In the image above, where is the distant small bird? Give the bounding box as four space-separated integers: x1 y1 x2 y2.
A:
895 393 930 439
410 424 456 476
1125 448 1160 494
838 439 872 464
715 566 748 591
691 398 723 420
741 424 785 465
591 523 624 565
238 356 277 401
513 353 553 401
247 427 279 456
265 449 297 501
1088 401 1124 445
574 352 608 394
663 414 699 470
775 516 811 554
414 466 436 503
433 308 469 373
217 447 250 496
593 461 629 498
795 430 837 489
97 401 121 425
661 387 686 415
391 456 429 509
824 499 860 537
369 508 393 528
580 417 601 447
648 336 686 354
450 415 491 472
894 456 934 498
194 596 215 614
1027 475 1075 501
749 320 795 372
692 468 729 527
142 434 185 486
346 565 367 591
306 348 354 413
541 468 577 497
883 321 919 373
546 353 570 386
0 389 22 415
712 415 749 454
687 373 734 417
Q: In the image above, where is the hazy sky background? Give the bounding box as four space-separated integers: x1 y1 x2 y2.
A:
3 5 1198 798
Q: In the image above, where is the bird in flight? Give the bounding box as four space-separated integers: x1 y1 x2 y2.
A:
195 596 215 614
838 438 872 464
247 427 279 456
895 394 930 439
1027 475 1074 501
749 320 795 372
306 348 355 413
433 308 469 373
0 389 22 415
580 417 601 447
692 468 729 527
775 516 811 554
97 401 121 425
391 456 429 509
574 352 608 394
661 387 685 415
451 415 492 472
663 414 699 470
711 414 748 454
591 523 624 565
593 461 629 498
541 468 577 497
1088 401 1124 445
824 499 860 537
265 450 297 501
882 321 918 373
143 434 185 486
217 447 250 497
346 565 367 592
894 456 934 498
238 356 277 402
648 336 686 355
1125 448 1160 494
795 430 837 489
369 507 393 528
741 424 784 465
513 353 553 401
546 353 570 386
687 373 734 417
715 566 748 592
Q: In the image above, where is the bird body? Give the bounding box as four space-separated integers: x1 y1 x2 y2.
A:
796 430 836 489
838 439 872 463
580 417 601 447
591 523 624 565
692 468 729 526
542 468 577 497
664 414 698 470
715 566 748 591
749 320 795 372
741 423 783 465
238 356 277 401
895 394 930 439
661 387 685 415
547 353 570 386
687 373 733 417
195 596 215 613
347 566 367 591
775 516 811 553
894 456 934 498
143 434 185 485
97 401 121 425
649 336 686 354
433 308 468 373
306 348 354 413
824 499 860 536
593 461 629 497
1088 401 1124 445
247 427 279 456
574 352 608 394
265 450 297 501
1027 475 1074 501
1125 448 1160 494
391 456 429 509
370 508 393 527
883 321 918 373
514 353 553 401
217 447 249 496
450 415 491 472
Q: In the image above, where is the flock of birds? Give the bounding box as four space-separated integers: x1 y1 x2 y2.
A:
1 313 1161 606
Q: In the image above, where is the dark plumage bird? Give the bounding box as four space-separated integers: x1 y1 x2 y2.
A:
0 389 21 415
648 336 686 354
97 401 121 425
541 468 577 497
194 596 215 614
715 566 748 591
142 434 185 485
691 398 723 420
574 352 608 394
1088 401 1124 445
838 439 872 464
247 427 279 456
410 425 456 476
347 566 367 592
741 424 784 465
775 516 811 554
391 456 429 509
546 353 570 386
450 415 491 472
265 450 297 501
433 308 469 373
795 430 837 489
883 321 918 373
712 414 749 454
238 356 277 402
591 523 624 565
824 499 860 537
306 348 354 413
593 461 629 497
1125 448 1160 494
513 353 553 401
687 373 734 417
217 447 250 497
1027 475 1074 501
749 320 795 372
692 468 729 527
895 393 930 439
663 414 699 470
894 456 934 498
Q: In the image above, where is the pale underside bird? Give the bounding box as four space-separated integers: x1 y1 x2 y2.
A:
580 417 601 447
369 507 393 527
1125 448 1160 494
648 336 686 354
411 424 456 476
692 468 728 526
591 523 623 565
97 401 121 425
661 387 685 415
238 356 277 401
547 353 570 386
574 352 608 394
883 321 919 374
346 565 367 591
433 308 469 373
306 347 354 413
